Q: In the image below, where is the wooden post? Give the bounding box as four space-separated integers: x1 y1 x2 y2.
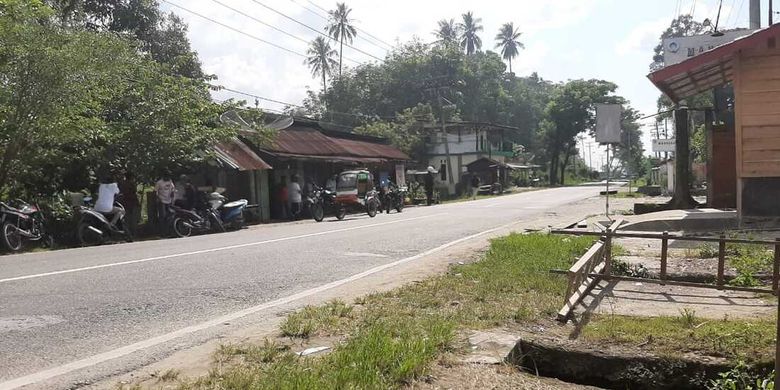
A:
773 238 780 293
604 229 613 278
717 234 726 289
660 231 669 285
776 285 780 390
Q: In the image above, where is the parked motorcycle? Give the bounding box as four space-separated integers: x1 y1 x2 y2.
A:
206 192 248 230
76 197 133 246
0 199 53 251
170 200 225 238
307 185 343 222
380 184 406 214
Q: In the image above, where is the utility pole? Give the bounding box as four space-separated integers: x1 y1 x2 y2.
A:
587 143 593 171
654 121 661 158
770 0 774 25
436 89 455 187
750 0 761 29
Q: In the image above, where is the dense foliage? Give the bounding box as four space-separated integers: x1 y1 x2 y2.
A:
0 0 242 197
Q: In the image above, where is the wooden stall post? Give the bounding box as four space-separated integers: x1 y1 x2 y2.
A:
717 234 726 289
660 231 669 285
773 238 780 293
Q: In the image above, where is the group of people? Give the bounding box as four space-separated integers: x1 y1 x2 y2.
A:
91 172 202 235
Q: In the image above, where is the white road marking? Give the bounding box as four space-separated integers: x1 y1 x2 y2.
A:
0 214 444 285
0 219 519 390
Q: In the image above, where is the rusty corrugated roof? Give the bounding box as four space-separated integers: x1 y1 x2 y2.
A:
260 126 410 161
214 138 272 170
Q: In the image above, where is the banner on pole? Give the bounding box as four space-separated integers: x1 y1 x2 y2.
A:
595 104 622 144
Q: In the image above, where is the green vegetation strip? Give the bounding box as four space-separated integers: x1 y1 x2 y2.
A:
583 313 776 364
178 233 593 389
176 234 777 389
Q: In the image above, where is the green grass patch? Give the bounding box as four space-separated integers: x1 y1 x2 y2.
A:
582 313 776 363
179 233 594 389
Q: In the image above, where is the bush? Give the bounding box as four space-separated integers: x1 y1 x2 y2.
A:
707 362 774 390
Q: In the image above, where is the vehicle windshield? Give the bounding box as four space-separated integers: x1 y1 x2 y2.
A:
336 173 357 190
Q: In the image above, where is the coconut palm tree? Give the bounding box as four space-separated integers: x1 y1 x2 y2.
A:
326 2 357 76
432 18 460 48
458 11 483 55
494 22 524 74
305 37 339 92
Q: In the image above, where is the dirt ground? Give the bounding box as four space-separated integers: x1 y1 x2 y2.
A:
409 363 600 390
90 196 637 390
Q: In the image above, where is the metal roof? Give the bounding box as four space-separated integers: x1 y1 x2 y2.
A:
647 24 780 102
260 126 410 162
213 138 272 171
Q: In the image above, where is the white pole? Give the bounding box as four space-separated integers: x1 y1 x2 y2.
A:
606 144 611 219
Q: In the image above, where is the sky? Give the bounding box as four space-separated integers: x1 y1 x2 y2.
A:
159 0 760 167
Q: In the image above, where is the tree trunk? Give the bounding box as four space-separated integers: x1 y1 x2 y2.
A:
508 58 512 74
549 147 559 186
322 72 326 93
339 38 344 76
668 108 699 209
560 145 573 186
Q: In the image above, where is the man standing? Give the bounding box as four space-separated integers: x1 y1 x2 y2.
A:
119 172 140 235
155 174 175 229
288 175 302 219
424 167 435 206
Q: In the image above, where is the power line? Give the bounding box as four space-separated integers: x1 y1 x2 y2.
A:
208 0 361 65
248 0 384 62
288 0 392 52
306 0 394 50
162 0 306 58
210 0 307 45
690 0 698 16
731 0 747 27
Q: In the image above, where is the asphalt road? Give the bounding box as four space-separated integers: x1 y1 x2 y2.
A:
0 186 601 389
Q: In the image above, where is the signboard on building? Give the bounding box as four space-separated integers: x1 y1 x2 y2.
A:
595 104 622 144
652 138 676 153
662 30 754 66
395 164 406 186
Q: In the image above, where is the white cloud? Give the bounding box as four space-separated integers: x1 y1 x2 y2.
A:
615 17 670 57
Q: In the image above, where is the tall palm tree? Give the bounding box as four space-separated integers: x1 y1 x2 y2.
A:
494 22 524 74
432 19 460 48
305 37 338 92
326 2 357 76
458 11 483 55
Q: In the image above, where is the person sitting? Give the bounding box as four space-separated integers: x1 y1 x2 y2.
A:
95 174 125 229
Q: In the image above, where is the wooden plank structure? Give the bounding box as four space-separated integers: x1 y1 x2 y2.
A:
555 219 622 321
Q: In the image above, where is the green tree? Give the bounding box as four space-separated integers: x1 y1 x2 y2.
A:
305 36 339 93
432 18 460 48
542 79 620 185
326 2 356 77
45 0 206 79
458 11 482 55
494 22 524 74
354 104 434 159
0 0 236 195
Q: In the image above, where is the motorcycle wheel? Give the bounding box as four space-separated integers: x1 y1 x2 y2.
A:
1 221 22 251
172 218 192 238
336 208 347 221
209 213 226 233
367 200 378 218
395 201 404 213
77 220 103 247
312 203 324 222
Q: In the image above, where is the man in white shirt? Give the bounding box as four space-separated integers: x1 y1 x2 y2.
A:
288 175 302 219
95 176 124 227
155 175 176 225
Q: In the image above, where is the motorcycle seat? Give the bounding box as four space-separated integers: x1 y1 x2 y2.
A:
0 202 35 215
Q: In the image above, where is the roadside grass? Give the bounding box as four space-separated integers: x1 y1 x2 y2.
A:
177 233 594 389
582 312 776 363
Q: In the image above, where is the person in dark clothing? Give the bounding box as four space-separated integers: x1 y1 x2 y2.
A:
424 171 435 206
119 172 140 235
470 174 481 200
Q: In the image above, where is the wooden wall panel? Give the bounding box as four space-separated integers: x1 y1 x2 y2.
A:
738 46 780 178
